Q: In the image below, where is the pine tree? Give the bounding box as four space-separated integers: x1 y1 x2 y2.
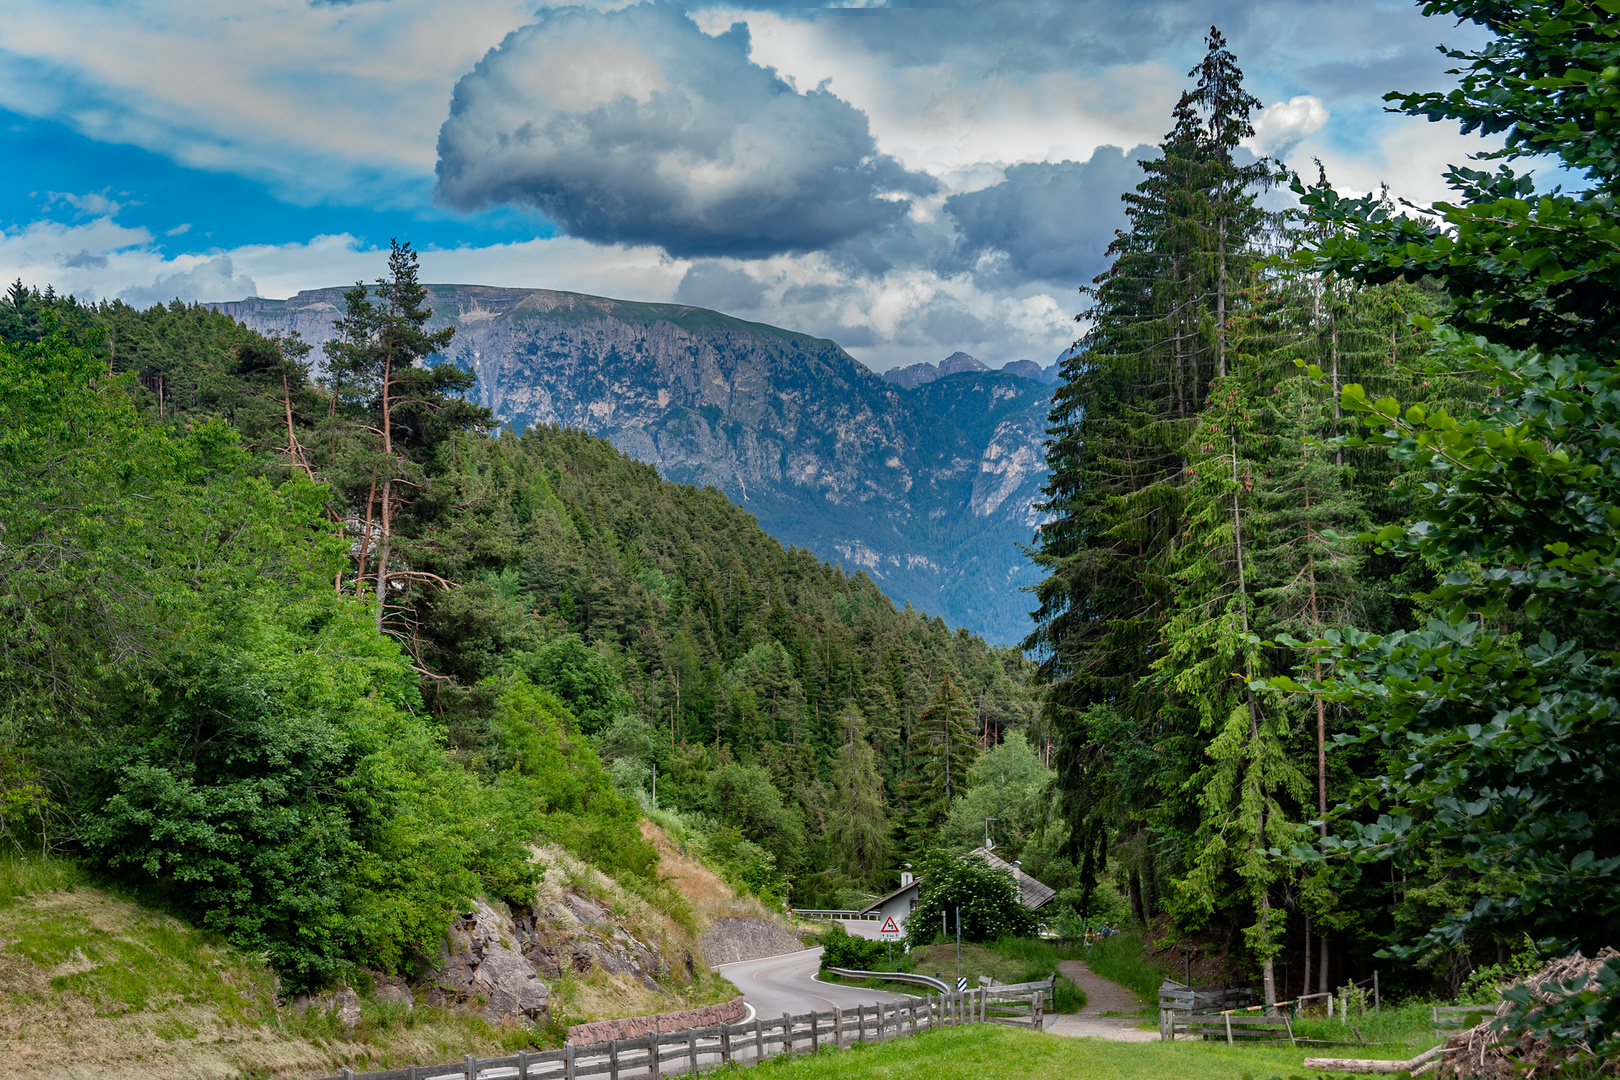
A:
903 671 978 848
319 240 484 632
1028 25 1275 921
823 705 892 889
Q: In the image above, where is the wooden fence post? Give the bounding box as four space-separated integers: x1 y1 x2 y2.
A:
650 1033 661 1080
810 1010 820 1051
783 1012 793 1058
609 1039 620 1080
834 1007 843 1049
466 1053 477 1080
517 1049 528 1080
719 1026 730 1067
1034 991 1044 1032
563 1042 575 1080
409 1066 419 1080
754 1015 764 1063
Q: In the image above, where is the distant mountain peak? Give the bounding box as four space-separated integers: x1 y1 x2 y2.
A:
882 350 993 389
1000 359 1060 385
938 351 989 376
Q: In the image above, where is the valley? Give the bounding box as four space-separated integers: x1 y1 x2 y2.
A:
216 287 1057 646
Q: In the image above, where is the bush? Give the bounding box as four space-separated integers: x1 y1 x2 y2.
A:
906 850 1037 947
818 923 888 971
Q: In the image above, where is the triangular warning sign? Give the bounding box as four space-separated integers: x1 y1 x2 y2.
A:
880 916 900 934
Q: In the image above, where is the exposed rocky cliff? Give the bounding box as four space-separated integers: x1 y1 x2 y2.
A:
216 286 1054 644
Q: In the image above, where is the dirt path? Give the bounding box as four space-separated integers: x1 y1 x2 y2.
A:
1045 959 1159 1042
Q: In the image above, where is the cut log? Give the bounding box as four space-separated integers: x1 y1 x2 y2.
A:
1302 1046 1444 1074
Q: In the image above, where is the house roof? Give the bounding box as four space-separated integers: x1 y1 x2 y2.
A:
856 879 919 917
856 851 1057 916
970 847 1057 910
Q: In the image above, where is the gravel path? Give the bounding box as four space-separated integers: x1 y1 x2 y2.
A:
1044 959 1159 1042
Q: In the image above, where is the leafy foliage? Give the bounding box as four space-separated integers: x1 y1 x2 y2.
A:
1271 0 1620 1058
817 923 889 971
906 850 1037 946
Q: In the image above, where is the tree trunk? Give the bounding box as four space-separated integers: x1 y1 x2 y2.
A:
1216 216 1228 378
1304 916 1314 1004
354 476 376 596
1128 868 1145 925
373 477 391 632
374 344 394 632
1331 297 1342 466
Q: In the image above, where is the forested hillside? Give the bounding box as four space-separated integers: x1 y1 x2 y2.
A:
0 260 1034 997
216 285 1052 646
1030 4 1620 1042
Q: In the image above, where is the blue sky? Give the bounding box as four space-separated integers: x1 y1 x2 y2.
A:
0 0 1503 370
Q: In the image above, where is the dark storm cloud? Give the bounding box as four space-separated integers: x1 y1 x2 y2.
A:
434 2 936 259
943 145 1154 288
675 262 767 311
705 0 1483 103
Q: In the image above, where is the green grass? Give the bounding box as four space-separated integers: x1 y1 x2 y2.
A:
1081 931 1168 1008
0 851 88 908
1289 1001 1444 1049
747 1020 1415 1080
848 939 1086 1013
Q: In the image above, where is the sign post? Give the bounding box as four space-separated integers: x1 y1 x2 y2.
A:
879 915 902 965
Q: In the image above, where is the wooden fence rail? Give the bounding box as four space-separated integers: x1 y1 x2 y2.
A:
315 987 1047 1080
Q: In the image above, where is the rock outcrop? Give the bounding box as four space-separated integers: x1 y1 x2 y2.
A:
290 985 362 1028
698 917 806 966
420 900 550 1024
216 288 1054 644
512 891 668 992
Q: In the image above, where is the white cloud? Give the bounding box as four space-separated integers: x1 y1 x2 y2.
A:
0 0 539 204
119 255 257 307
1252 95 1330 157
48 190 124 217
435 5 934 258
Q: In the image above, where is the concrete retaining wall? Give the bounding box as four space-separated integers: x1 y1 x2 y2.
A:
699 917 806 966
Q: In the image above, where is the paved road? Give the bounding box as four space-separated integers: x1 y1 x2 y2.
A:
715 946 906 1019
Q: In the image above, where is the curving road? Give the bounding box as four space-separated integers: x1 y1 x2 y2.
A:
715 945 906 1019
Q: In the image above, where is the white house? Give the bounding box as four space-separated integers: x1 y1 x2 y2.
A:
856 850 1055 931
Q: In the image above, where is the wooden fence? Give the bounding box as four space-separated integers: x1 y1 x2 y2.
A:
314 986 1047 1080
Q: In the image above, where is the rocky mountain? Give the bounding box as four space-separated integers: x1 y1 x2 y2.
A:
215 286 1055 645
883 351 1060 389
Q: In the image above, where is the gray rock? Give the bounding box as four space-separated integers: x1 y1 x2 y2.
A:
422 900 549 1024
291 985 362 1028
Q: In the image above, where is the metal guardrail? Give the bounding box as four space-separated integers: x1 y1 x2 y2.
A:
825 967 950 993
794 910 879 921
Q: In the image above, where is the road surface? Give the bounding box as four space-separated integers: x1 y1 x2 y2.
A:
715 945 906 1019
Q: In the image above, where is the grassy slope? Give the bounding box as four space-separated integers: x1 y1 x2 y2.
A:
0 829 753 1080
748 1023 1420 1080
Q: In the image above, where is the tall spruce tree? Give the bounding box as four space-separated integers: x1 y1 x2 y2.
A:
903 672 978 848
1028 25 1275 925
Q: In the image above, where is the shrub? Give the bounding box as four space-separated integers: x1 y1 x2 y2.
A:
818 923 888 971
906 850 1037 947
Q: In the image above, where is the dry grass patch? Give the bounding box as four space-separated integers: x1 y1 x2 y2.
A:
0 879 533 1080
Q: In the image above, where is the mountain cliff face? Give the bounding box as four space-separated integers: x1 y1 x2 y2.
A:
215 285 1053 644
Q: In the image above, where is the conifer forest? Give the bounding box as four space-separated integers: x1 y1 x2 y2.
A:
3 0 1620 1064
